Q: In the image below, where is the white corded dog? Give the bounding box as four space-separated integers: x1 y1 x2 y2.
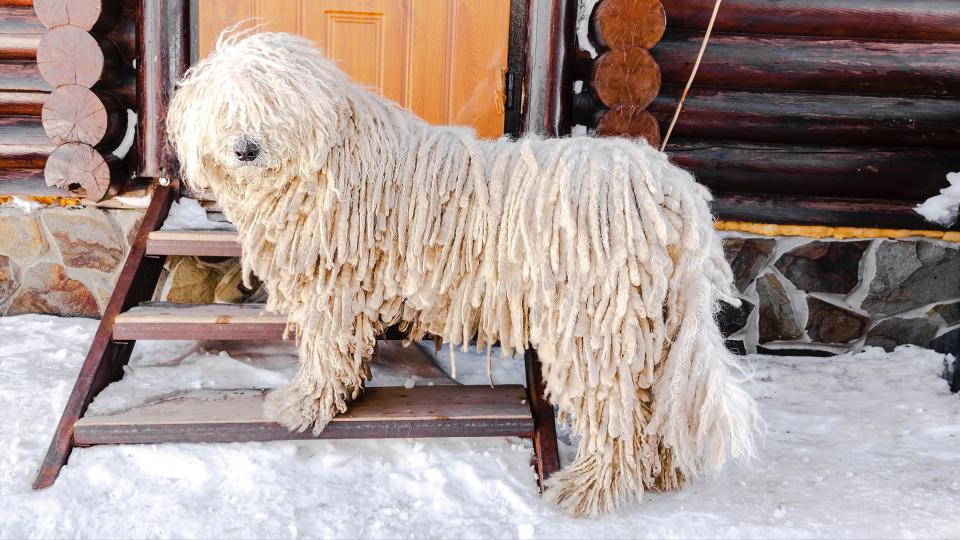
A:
167 31 759 517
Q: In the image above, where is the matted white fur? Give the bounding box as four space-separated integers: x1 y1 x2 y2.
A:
167 31 759 517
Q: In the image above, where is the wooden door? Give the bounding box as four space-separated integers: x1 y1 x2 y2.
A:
198 0 512 138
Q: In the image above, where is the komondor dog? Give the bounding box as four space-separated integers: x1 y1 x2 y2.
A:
167 31 759 516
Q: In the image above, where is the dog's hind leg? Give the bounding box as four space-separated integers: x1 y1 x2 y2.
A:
542 340 681 517
264 314 376 435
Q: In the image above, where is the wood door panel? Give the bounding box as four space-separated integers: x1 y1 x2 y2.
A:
198 0 510 138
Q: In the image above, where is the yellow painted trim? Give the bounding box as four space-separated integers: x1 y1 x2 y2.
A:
0 194 83 207
716 220 960 243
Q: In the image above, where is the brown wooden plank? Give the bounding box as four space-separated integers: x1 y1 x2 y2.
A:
650 89 960 149
653 31 960 97
146 229 241 257
0 6 44 34
666 139 958 201
114 302 285 340
0 60 49 91
73 386 534 445
711 193 960 232
0 168 44 183
661 0 960 42
524 349 560 490
0 90 45 115
34 184 174 489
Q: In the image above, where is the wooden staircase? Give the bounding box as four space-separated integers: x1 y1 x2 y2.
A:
34 185 561 489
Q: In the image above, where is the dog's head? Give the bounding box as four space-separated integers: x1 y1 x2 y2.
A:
167 31 351 194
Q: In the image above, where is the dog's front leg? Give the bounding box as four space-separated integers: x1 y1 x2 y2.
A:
264 318 374 434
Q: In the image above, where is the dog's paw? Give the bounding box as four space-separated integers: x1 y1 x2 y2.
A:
263 384 335 435
544 455 635 517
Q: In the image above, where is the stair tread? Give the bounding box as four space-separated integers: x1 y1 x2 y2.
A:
114 302 285 340
146 229 240 256
74 386 534 444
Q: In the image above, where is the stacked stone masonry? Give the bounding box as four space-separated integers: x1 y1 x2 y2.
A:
720 234 959 357
0 205 957 358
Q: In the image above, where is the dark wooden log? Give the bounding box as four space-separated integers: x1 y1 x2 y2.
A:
653 31 960 98
0 33 40 60
137 0 189 178
596 104 660 146
711 193 960 231
591 0 665 51
34 184 173 490
522 0 577 136
592 47 660 108
661 0 960 42
0 167 43 181
33 0 122 33
0 115 52 167
42 84 125 145
650 89 960 149
37 25 121 88
0 6 42 60
43 141 124 200
0 5 44 34
524 349 561 490
666 139 958 201
0 90 44 114
0 60 47 90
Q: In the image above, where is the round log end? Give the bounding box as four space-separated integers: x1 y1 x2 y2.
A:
592 48 661 109
596 105 661 147
37 25 107 88
44 141 124 200
33 0 121 32
42 84 125 145
593 0 666 51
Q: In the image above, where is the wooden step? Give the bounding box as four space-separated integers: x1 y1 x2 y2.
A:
73 386 534 445
146 230 240 257
114 303 286 340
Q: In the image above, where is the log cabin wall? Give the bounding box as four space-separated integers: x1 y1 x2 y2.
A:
573 0 960 232
0 0 136 201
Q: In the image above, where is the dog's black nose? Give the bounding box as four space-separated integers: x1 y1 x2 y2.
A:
234 139 260 162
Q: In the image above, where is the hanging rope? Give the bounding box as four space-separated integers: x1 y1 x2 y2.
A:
660 0 723 151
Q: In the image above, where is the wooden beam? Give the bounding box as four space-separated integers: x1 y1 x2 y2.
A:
522 0 577 136
41 84 126 146
711 193 960 232
33 0 123 33
146 229 241 257
113 302 286 340
73 386 535 445
666 139 959 201
650 88 960 149
33 184 174 489
660 0 960 42
591 0 666 51
137 0 189 179
524 349 560 490
43 141 125 201
653 31 960 98
0 90 45 114
36 25 121 88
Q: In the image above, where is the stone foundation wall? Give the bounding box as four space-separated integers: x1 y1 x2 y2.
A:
0 206 143 317
719 233 959 356
1 206 957 359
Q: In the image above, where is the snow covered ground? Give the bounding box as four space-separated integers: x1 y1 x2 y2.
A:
1 314 958 539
